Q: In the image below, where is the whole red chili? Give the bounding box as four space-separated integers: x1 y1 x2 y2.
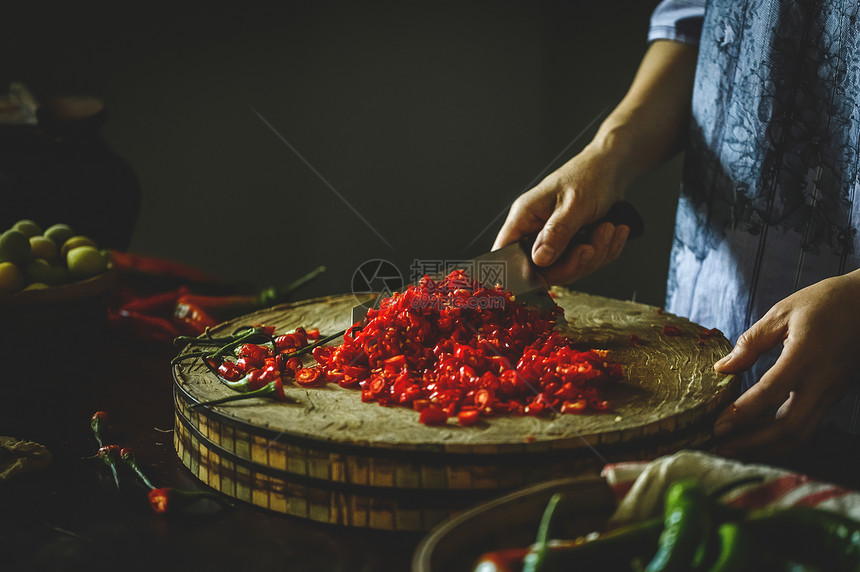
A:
147 487 230 514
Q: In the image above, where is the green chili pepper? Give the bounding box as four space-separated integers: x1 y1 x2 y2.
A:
645 480 711 572
522 493 563 572
519 495 663 572
746 506 860 571
706 522 751 572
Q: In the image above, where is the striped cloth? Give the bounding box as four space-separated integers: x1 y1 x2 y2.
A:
601 450 860 527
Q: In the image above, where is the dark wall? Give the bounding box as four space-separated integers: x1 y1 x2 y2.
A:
3 1 682 306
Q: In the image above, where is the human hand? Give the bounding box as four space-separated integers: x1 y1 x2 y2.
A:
712 271 860 459
492 145 631 285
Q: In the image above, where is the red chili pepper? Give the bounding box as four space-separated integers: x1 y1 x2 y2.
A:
120 287 189 314
312 346 334 366
147 487 230 514
474 388 494 409
698 327 721 339
246 369 266 390
108 250 222 286
383 354 406 373
206 270 623 422
285 357 304 374
275 333 305 352
412 399 431 412
295 367 324 387
419 407 448 426
110 310 184 344
662 324 683 336
589 398 611 412
237 343 268 368
218 362 242 381
173 299 220 333
458 409 480 426
561 399 588 414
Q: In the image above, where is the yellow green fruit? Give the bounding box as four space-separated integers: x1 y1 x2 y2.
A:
61 235 97 259
0 230 30 265
0 261 25 293
44 224 75 246
66 245 107 279
12 219 42 237
50 264 70 285
23 282 49 291
26 258 55 284
29 235 58 261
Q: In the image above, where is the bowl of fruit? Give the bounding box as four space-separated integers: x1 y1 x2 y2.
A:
0 219 115 336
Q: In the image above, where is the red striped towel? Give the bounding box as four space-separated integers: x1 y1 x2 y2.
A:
600 450 860 526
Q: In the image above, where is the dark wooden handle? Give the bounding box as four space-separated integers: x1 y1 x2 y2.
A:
571 201 644 245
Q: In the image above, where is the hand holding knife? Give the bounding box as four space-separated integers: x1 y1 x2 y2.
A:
351 201 643 325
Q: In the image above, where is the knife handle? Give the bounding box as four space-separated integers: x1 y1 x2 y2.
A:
569 201 644 246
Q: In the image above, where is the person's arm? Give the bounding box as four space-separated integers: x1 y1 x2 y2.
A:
493 40 698 285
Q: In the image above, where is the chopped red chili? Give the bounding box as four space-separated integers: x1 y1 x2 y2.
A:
193 270 623 421
662 324 683 336
698 327 721 339
419 407 448 426
295 367 324 387
308 270 622 419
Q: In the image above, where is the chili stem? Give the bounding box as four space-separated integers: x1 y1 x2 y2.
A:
90 412 108 448
107 464 120 489
276 265 326 300
120 449 156 490
171 330 274 365
281 329 346 359
173 325 259 349
190 382 297 408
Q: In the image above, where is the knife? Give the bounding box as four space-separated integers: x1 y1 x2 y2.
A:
350 201 644 325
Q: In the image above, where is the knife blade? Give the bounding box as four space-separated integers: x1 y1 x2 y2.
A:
350 201 644 325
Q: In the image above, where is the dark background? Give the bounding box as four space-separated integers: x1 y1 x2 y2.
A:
2 0 682 306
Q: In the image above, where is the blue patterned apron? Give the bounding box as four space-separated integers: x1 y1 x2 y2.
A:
664 0 860 432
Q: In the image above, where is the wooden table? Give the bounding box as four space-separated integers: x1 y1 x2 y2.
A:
2 315 860 572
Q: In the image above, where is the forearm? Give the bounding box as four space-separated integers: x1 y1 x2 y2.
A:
587 40 698 190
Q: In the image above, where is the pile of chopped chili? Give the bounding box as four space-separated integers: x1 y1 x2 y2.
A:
187 270 623 425
311 270 622 425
